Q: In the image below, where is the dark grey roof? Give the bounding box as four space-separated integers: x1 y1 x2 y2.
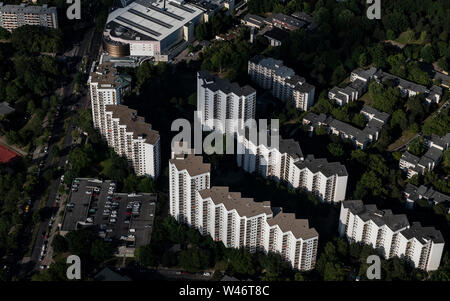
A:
198 70 255 97
430 85 443 95
423 147 443 162
342 200 409 232
303 112 327 126
279 138 303 159
295 155 348 177
264 27 290 42
296 82 315 93
361 105 390 123
401 151 420 165
351 67 378 80
404 183 418 195
429 134 448 149
0 102 15 116
95 267 131 281
269 13 306 29
401 222 444 244
380 72 429 94
349 79 366 92
242 13 266 27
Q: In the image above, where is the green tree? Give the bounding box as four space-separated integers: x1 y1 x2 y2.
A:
90 239 113 263
327 143 344 157
51 235 68 254
135 245 157 267
408 137 424 156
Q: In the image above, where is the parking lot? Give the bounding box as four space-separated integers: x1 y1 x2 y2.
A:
61 178 157 256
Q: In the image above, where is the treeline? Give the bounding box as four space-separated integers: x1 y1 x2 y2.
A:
200 27 268 82
32 229 114 281
194 12 234 41
10 25 63 53
246 0 450 88
0 29 65 150
135 215 301 280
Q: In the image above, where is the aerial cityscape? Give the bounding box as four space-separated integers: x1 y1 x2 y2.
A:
0 0 449 287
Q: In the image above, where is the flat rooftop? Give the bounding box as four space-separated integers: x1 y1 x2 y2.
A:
106 0 204 42
0 3 57 14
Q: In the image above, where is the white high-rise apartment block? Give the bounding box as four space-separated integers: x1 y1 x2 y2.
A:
0 3 58 32
339 200 445 271
197 186 319 271
197 70 256 135
237 130 348 203
88 62 159 178
169 153 211 225
103 105 161 179
88 62 131 134
248 55 315 111
292 156 348 203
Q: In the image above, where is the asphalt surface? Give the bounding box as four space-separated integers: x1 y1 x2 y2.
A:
21 25 103 276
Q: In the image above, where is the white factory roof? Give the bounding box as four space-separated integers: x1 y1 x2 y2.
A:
106 0 204 42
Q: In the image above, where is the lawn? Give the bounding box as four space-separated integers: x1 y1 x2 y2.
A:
387 129 418 152
395 30 427 46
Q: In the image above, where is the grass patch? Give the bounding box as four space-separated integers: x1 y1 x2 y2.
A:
387 129 417 151
358 92 374 105
396 30 427 46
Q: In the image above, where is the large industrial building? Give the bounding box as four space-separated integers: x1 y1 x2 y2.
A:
103 0 205 60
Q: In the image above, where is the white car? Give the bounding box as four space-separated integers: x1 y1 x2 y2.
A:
86 190 92 195
203 272 211 277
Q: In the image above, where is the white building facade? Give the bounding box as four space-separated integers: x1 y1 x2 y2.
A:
237 131 348 203
103 105 161 179
0 3 58 32
339 200 445 271
169 153 211 225
197 70 256 135
197 186 319 271
248 56 315 111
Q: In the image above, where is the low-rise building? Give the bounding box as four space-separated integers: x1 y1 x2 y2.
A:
373 70 443 104
268 13 306 31
404 184 450 211
399 134 449 178
241 13 266 29
329 67 377 106
263 27 289 47
303 105 389 149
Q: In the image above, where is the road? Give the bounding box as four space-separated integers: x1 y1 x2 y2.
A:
20 25 103 276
